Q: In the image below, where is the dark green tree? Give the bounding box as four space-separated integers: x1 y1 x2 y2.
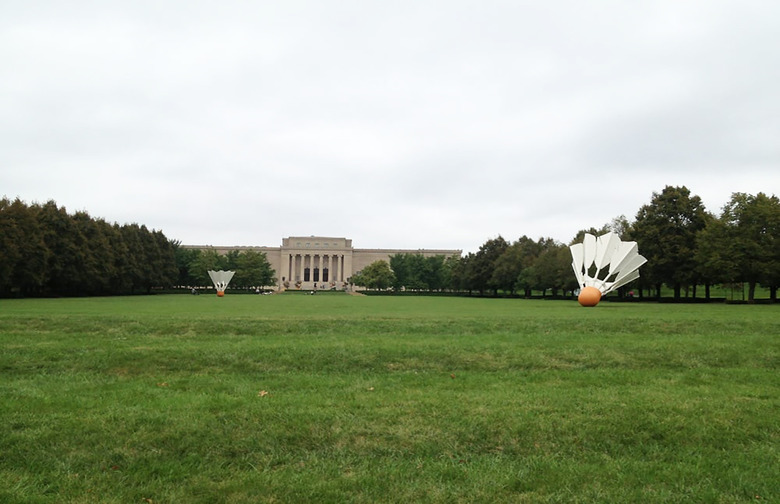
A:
35 201 90 295
389 253 450 292
446 254 467 292
138 226 164 293
153 231 179 290
608 215 632 238
631 186 709 299
425 255 449 291
465 236 508 295
72 212 116 295
352 260 395 290
0 198 50 295
0 197 21 294
175 247 202 287
233 250 276 288
189 249 227 287
389 253 416 290
569 224 611 245
224 250 241 271
694 212 727 299
104 222 131 293
491 242 524 295
533 242 575 296
119 223 154 293
513 236 549 297
0 197 180 297
719 192 780 301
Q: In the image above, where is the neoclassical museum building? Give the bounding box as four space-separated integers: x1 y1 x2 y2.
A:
185 236 461 290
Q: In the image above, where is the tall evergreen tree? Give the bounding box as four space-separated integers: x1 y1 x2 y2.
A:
119 224 147 293
1 198 50 295
0 198 21 294
35 201 91 295
72 212 115 295
152 230 179 290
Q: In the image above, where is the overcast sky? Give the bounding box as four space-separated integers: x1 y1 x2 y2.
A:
2 1 778 253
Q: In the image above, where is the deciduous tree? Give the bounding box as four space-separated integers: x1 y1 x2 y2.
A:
718 192 780 301
233 250 276 288
353 260 395 290
631 186 709 299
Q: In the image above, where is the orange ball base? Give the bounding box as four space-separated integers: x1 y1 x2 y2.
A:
578 286 602 307
216 291 225 297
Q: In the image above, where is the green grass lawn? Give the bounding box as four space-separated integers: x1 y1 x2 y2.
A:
1 294 778 503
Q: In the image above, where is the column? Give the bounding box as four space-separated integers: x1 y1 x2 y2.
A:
344 252 352 283
281 254 290 287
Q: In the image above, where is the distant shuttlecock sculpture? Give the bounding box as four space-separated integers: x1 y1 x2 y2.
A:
569 232 647 307
208 270 235 297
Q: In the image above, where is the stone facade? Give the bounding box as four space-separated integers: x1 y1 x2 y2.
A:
184 236 461 290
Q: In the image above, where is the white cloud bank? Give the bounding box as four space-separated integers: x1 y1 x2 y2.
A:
2 1 778 252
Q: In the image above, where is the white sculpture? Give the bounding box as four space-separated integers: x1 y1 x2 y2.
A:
569 232 646 306
208 270 235 297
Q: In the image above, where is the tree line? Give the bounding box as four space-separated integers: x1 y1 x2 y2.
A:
350 254 455 291
4 186 778 300
352 186 780 302
0 198 179 296
0 198 279 297
634 187 779 302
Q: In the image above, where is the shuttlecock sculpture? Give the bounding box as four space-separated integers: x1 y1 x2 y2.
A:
569 232 646 306
208 270 235 297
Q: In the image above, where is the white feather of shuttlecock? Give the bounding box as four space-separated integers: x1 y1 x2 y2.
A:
569 232 646 295
208 270 235 291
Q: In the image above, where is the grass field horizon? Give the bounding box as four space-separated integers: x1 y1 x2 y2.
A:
1 294 778 503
